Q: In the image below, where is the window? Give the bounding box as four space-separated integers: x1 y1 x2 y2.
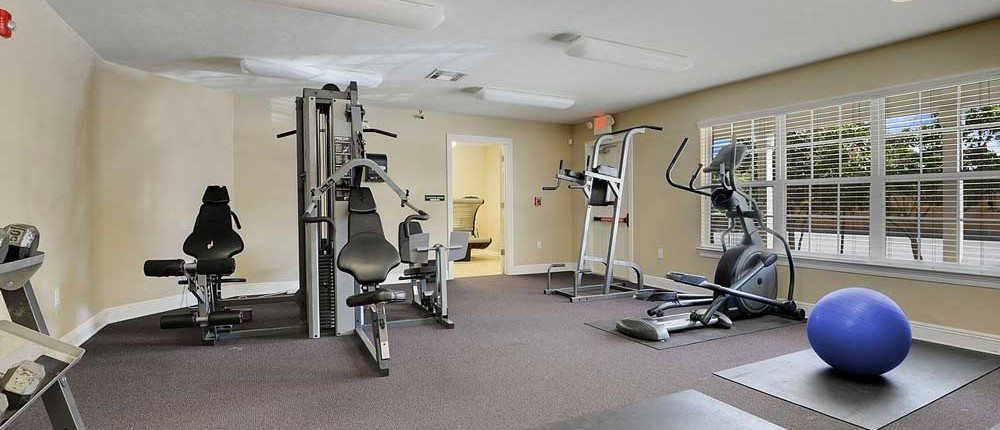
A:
785 101 872 258
700 74 1000 276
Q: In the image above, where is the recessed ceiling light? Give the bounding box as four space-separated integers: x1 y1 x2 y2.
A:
476 87 575 109
564 35 693 73
248 0 444 31
240 58 383 88
425 69 467 82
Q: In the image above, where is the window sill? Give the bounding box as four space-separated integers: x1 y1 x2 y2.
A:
696 247 1000 290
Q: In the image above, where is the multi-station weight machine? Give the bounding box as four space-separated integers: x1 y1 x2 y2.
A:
280 83 464 373
542 126 664 302
283 82 411 338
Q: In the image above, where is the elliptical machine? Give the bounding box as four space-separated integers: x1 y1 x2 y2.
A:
616 138 805 341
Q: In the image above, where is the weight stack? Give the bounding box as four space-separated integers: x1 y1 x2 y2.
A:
317 253 337 329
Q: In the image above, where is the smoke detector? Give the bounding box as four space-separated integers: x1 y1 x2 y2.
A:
425 69 467 82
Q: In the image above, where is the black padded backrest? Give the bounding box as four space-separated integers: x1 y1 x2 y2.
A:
183 186 244 259
348 187 384 237
338 187 400 285
398 220 424 264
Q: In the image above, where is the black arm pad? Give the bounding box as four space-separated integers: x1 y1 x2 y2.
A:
195 258 236 275
144 259 185 277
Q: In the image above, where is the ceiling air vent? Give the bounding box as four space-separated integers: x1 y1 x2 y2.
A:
425 69 467 82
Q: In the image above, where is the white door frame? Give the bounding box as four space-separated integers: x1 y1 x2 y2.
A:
446 134 515 275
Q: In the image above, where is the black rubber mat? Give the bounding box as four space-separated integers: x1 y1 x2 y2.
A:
716 341 1000 429
586 314 803 350
530 389 785 430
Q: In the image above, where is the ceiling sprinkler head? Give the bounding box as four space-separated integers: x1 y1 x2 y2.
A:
414 110 425 120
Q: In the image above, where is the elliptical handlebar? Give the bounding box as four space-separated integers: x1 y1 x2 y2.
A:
666 138 712 197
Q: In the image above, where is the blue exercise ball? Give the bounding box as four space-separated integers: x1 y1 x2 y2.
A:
807 287 911 376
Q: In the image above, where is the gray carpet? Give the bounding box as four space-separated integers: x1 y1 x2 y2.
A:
7 273 1000 430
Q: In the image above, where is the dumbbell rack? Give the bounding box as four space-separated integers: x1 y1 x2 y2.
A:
0 252 86 429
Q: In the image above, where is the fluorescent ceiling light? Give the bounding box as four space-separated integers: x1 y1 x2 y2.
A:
240 58 383 88
565 35 693 73
249 0 444 31
476 87 575 109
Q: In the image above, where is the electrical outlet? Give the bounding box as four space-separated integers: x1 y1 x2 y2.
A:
657 248 664 259
53 289 60 307
537 241 542 250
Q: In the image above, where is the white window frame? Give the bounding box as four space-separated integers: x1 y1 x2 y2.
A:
696 68 1000 290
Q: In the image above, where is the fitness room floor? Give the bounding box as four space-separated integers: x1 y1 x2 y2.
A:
6 273 1000 430
454 250 503 278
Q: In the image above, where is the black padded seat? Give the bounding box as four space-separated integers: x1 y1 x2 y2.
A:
337 187 401 286
338 233 400 285
183 186 243 259
346 288 405 307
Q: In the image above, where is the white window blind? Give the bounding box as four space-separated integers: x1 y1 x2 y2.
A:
700 74 1000 276
785 101 872 258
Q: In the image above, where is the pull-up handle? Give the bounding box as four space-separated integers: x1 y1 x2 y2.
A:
277 128 397 139
363 128 397 139
597 125 663 137
542 160 566 191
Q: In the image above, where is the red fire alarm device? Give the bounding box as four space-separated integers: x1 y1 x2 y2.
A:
534 196 542 207
0 9 14 39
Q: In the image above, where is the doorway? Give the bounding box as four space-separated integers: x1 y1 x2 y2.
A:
446 134 513 278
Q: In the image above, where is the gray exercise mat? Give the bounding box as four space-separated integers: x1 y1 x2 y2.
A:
716 341 1000 430
531 389 785 430
586 314 803 350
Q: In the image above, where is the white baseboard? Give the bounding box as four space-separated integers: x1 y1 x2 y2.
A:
794 301 1000 355
644 275 705 294
59 281 298 347
509 262 577 276
909 322 1000 355
221 281 298 298
60 311 109 347
645 275 1000 355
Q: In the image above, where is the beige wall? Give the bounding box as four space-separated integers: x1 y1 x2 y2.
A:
90 62 236 309
573 19 1000 333
452 143 503 252
0 0 99 337
1 0 238 338
232 95 574 283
